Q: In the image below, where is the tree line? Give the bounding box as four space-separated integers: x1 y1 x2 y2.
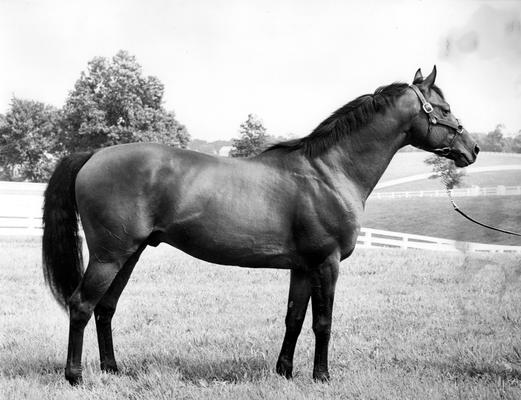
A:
471 125 521 153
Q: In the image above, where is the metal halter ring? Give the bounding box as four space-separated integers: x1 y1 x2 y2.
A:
422 102 434 114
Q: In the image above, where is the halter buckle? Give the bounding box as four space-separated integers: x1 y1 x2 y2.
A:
423 102 434 114
456 125 464 134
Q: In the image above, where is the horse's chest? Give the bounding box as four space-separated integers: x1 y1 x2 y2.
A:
294 193 362 259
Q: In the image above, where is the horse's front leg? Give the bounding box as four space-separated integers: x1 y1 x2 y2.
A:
276 269 311 378
310 253 339 381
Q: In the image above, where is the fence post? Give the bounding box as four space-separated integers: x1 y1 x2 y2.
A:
27 216 40 236
365 230 372 247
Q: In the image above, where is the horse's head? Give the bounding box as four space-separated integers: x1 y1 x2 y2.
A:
405 66 479 167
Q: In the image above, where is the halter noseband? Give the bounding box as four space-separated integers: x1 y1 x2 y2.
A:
410 84 464 156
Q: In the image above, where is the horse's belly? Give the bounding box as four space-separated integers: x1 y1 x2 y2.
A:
161 216 296 268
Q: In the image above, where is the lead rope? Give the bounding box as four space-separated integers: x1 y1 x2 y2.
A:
444 183 521 237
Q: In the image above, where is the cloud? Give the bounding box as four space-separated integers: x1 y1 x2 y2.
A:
440 5 521 62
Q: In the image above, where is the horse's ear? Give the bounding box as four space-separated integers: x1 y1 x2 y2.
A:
413 68 423 84
422 65 437 88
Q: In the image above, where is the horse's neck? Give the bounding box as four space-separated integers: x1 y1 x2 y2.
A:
321 113 408 203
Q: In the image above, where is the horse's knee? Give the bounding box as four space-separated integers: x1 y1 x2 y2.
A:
313 316 331 338
285 313 305 333
69 296 94 329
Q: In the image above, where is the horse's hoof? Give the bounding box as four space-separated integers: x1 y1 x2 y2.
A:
313 370 330 382
65 370 83 386
275 360 293 379
101 362 118 374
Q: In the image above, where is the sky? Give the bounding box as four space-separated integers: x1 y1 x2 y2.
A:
1 0 520 141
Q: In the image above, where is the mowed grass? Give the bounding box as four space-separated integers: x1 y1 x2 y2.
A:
2 239 521 399
379 151 521 183
364 196 521 246
374 169 521 193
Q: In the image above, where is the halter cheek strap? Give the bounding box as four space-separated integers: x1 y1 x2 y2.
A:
410 85 433 114
409 85 465 154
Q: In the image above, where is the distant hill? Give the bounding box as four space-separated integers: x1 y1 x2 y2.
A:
187 135 295 157
375 152 521 192
187 139 233 155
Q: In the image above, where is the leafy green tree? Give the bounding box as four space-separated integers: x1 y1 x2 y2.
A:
0 98 61 181
229 114 267 158
481 124 505 152
424 155 466 189
511 132 521 153
61 50 189 152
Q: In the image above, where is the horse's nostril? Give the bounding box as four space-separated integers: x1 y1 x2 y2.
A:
474 144 480 155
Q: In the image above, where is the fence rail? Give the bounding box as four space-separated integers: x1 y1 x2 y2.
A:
372 185 521 199
356 228 521 253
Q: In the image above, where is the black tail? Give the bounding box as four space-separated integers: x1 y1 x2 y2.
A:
42 152 94 310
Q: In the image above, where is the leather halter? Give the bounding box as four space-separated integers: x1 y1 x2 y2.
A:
410 84 464 156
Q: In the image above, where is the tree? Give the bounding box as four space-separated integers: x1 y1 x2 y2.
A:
229 114 267 158
424 155 466 189
511 132 521 153
61 50 189 152
481 124 505 152
0 98 61 181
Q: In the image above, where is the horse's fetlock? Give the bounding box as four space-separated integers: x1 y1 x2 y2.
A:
65 366 83 385
276 358 293 379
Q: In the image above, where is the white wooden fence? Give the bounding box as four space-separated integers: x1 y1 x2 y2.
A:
1 181 520 254
372 185 521 199
357 228 521 254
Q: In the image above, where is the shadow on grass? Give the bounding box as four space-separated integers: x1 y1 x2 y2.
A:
123 353 272 383
1 357 63 378
390 356 521 382
448 362 521 381
3 353 272 385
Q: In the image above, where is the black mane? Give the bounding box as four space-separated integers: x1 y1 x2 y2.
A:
262 82 411 157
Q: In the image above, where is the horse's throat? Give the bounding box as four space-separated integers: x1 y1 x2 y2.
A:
335 128 407 201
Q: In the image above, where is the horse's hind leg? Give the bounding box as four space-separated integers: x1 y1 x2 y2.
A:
94 245 145 374
276 269 311 378
65 254 130 385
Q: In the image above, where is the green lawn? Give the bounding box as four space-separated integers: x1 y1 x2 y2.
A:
1 240 521 399
379 151 521 184
364 196 521 246
374 170 521 193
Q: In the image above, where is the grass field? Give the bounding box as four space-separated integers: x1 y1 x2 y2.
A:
364 196 521 246
2 239 521 399
379 152 521 184
374 169 521 193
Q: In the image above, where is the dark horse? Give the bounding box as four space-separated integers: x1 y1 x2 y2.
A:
42 67 479 384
